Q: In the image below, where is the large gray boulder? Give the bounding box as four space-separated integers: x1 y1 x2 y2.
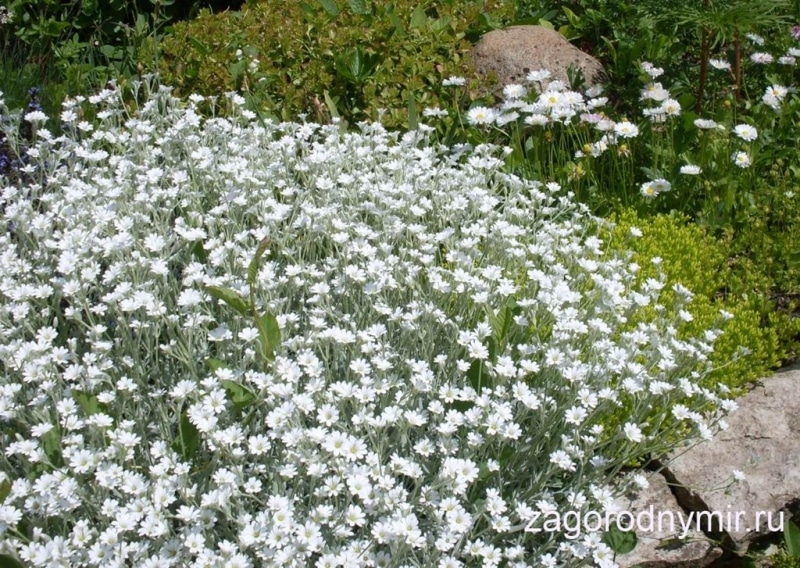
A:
614 473 723 568
666 368 800 552
610 365 800 566
469 25 606 90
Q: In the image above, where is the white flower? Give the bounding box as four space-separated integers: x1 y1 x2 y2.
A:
641 61 664 79
614 121 639 138
641 82 670 102
623 423 643 443
639 181 658 198
660 98 681 116
750 52 773 64
524 113 549 126
709 58 732 70
694 118 722 130
526 68 551 82
466 106 498 126
733 124 758 141
732 151 751 168
732 469 746 481
24 110 48 123
651 179 671 193
442 76 466 87
680 164 702 175
503 84 528 99
746 33 765 45
564 406 588 425
550 450 576 471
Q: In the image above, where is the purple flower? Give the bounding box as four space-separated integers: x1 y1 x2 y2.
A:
792 25 800 40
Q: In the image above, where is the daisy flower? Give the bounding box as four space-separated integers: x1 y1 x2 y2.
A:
680 165 702 175
466 106 497 126
733 124 758 141
732 151 751 168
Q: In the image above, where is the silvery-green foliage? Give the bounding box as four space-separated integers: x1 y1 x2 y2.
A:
0 80 732 567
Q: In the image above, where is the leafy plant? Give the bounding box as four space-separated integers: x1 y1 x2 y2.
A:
158 0 515 127
206 237 282 370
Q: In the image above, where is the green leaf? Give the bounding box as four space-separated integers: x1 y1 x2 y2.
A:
206 286 250 316
256 312 281 362
429 16 451 32
41 429 61 466
348 47 365 78
323 90 341 119
467 360 490 394
348 0 367 15
0 479 10 504
189 36 210 57
562 6 581 28
410 6 427 28
603 524 638 554
0 554 25 568
785 519 800 557
206 358 227 371
487 336 498 364
387 10 405 37
407 93 418 130
74 392 103 416
174 407 200 460
318 0 340 17
222 380 256 407
247 237 270 288
191 241 207 262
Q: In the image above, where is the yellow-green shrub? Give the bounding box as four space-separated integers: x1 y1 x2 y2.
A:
158 0 513 127
607 210 782 393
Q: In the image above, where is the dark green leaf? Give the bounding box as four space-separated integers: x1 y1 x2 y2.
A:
318 0 340 17
256 311 281 362
175 407 200 460
388 10 405 37
247 237 270 288
429 16 451 32
41 429 61 466
0 479 10 504
74 392 103 416
0 554 25 568
222 380 256 407
603 524 638 554
467 360 489 394
206 286 250 316
410 6 427 28
189 36 210 57
349 48 365 78
323 90 341 119
191 240 207 263
206 358 227 371
785 519 800 557
348 0 367 14
487 336 497 364
407 93 418 130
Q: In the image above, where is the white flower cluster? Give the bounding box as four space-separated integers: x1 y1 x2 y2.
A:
0 80 731 567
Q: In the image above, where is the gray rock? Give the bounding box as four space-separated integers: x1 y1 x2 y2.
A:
614 473 722 568
469 25 606 91
666 367 800 551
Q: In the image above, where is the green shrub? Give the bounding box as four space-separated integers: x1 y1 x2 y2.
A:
158 0 514 127
607 210 782 392
773 550 800 568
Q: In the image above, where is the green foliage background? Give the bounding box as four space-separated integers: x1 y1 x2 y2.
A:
158 0 514 126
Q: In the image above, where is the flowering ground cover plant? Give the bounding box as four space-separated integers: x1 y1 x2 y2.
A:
0 80 737 567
